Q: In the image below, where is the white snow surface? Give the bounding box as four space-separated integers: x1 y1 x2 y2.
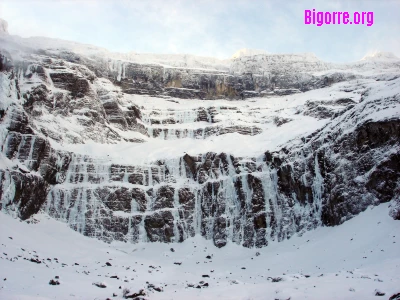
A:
1 203 399 299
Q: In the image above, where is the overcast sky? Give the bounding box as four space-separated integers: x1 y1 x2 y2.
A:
0 0 399 62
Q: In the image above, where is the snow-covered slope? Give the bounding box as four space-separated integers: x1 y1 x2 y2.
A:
1 203 399 300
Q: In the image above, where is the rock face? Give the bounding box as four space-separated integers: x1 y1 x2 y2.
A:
1 33 399 248
112 62 346 100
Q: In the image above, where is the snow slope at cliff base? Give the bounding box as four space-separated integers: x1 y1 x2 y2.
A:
1 203 399 300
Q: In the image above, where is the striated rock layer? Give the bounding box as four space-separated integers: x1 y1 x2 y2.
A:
1 34 400 248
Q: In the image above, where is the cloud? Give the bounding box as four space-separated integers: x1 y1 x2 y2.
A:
0 0 399 61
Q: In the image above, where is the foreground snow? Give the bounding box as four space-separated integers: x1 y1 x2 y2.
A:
1 203 399 300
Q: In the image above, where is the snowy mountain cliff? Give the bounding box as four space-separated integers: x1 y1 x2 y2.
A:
1 17 400 300
1 19 399 250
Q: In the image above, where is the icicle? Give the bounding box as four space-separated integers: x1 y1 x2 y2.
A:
130 194 146 243
142 168 148 186
311 155 324 222
224 177 239 244
194 189 201 235
123 167 129 183
148 126 154 138
117 61 122 81
205 183 215 240
15 135 25 160
97 159 110 183
0 130 9 154
148 166 153 186
179 157 187 179
172 186 180 242
266 168 281 240
91 187 104 239
188 129 194 139
241 174 252 211
158 166 162 184
65 154 76 183
0 172 16 217
138 215 147 242
71 188 87 234
159 129 165 140
128 214 133 243
206 109 212 123
28 135 37 165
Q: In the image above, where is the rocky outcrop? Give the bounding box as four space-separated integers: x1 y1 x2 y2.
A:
109 63 356 99
389 189 400 220
0 50 149 144
302 98 356 119
0 170 48 220
149 125 261 139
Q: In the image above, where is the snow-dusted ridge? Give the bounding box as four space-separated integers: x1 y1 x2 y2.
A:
1 18 398 74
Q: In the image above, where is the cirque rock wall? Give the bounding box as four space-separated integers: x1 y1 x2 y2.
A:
1 41 400 248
